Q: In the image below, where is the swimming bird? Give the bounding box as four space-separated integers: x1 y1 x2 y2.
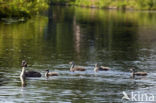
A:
45 69 58 77
130 67 147 78
69 61 86 72
94 63 110 72
20 60 42 77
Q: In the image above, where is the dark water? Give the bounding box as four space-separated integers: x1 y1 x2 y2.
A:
0 6 156 102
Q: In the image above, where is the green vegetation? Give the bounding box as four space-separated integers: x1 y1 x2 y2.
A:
51 0 156 10
0 16 48 66
0 0 49 19
0 0 155 20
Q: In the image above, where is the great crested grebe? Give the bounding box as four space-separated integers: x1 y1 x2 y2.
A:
45 69 58 77
69 61 86 72
130 67 147 78
94 63 110 72
20 60 41 77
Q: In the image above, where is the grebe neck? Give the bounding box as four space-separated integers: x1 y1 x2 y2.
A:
20 67 26 78
70 64 75 71
45 71 49 77
131 70 135 78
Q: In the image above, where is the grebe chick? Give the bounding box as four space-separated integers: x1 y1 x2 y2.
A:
69 61 86 72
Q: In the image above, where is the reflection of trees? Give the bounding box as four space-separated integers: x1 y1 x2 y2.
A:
0 17 48 67
73 8 139 64
47 6 156 66
71 8 155 70
44 6 75 62
73 16 81 59
0 73 5 86
0 5 155 68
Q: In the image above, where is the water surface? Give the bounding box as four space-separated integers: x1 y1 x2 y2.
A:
0 6 156 102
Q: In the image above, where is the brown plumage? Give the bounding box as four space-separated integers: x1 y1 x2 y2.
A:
130 68 147 77
45 69 58 77
94 64 110 72
99 66 110 71
72 67 86 71
69 61 86 72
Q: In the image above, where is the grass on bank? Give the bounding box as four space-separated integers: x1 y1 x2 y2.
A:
51 0 156 10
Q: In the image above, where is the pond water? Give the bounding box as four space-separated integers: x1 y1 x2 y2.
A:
0 6 156 103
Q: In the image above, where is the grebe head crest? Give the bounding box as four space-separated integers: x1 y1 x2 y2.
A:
21 60 27 67
69 61 75 65
45 69 49 72
130 67 136 72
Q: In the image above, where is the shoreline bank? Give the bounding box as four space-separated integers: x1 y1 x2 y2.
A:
0 0 49 20
51 0 156 10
